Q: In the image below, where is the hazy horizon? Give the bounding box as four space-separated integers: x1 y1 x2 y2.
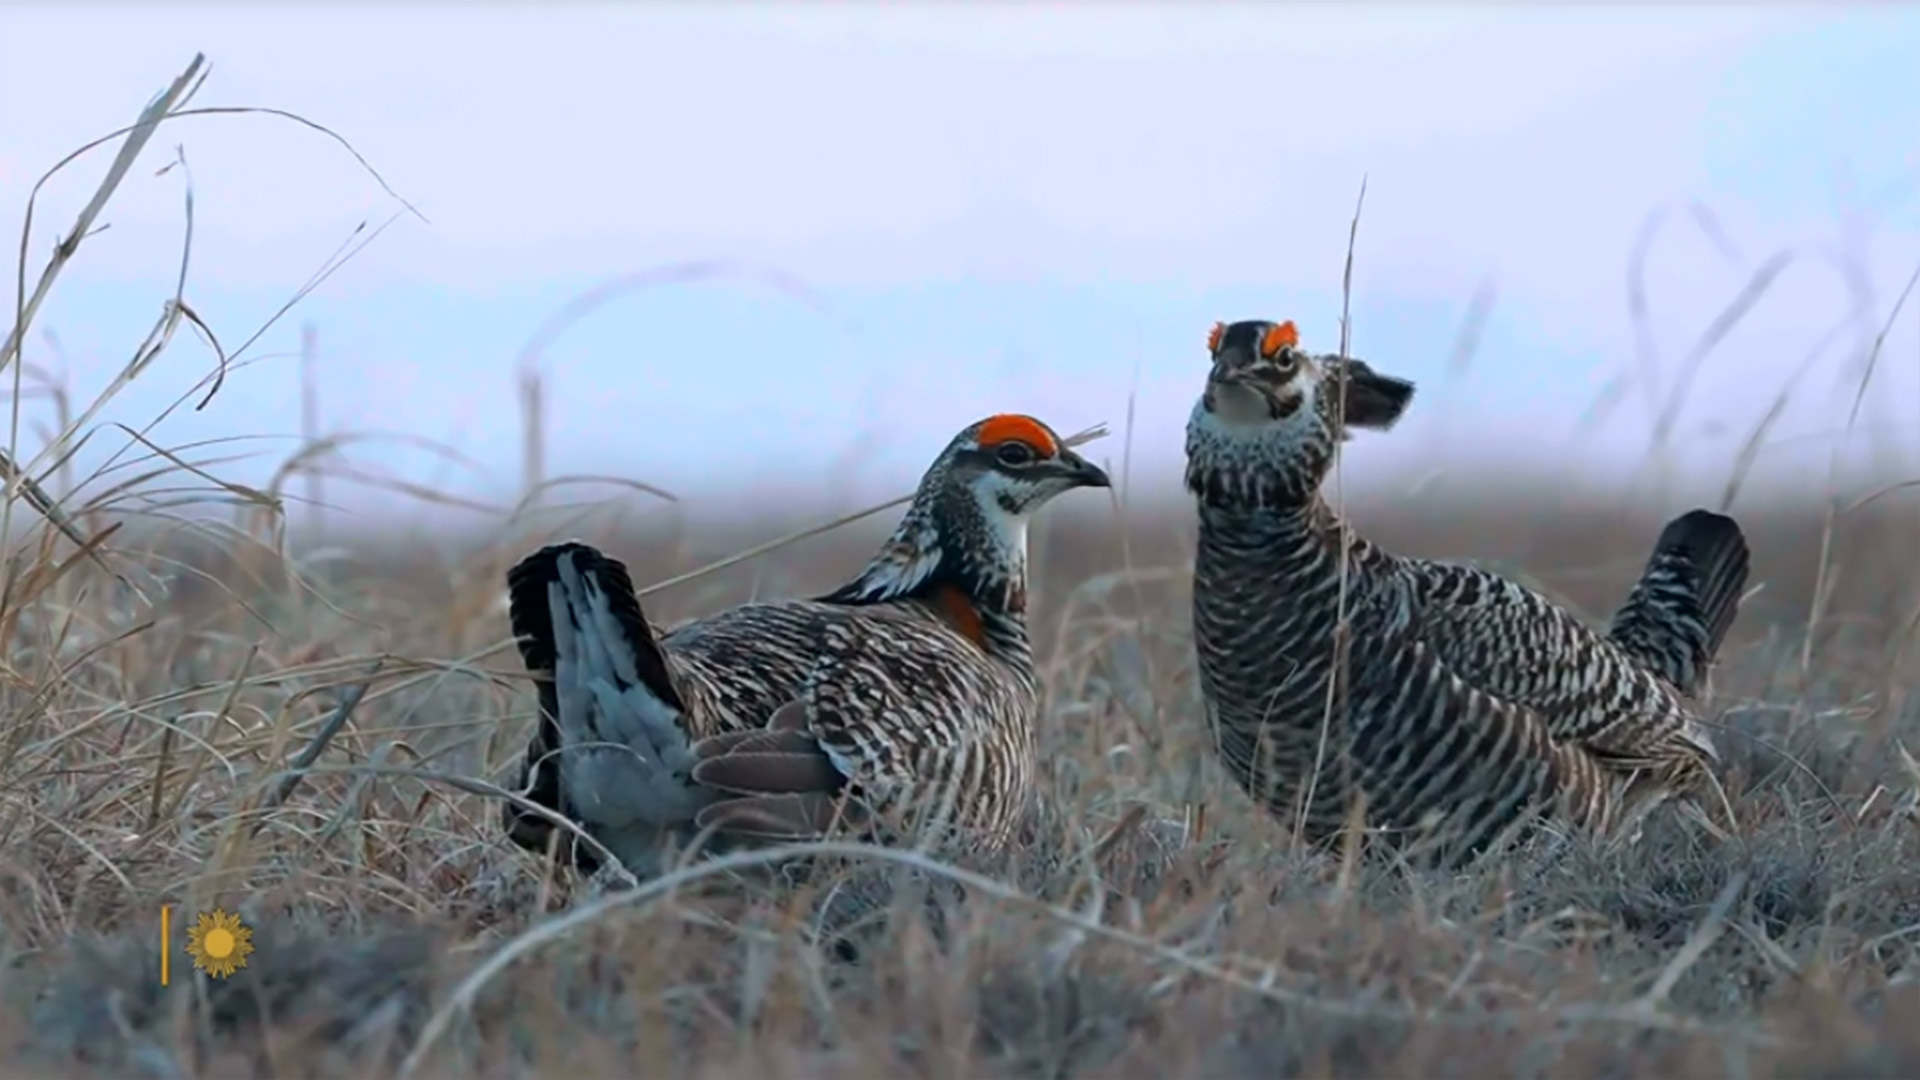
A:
3 5 1915 532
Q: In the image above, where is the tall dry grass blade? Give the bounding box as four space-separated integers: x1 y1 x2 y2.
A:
1636 248 1799 508
2 55 206 376
300 323 325 540
1634 869 1748 1012
203 208 413 382
1718 314 1853 511
2 55 206 583
144 722 178 835
1802 260 1920 676
519 366 545 509
1625 206 1672 421
260 664 383 813
1299 175 1368 845
0 449 119 579
161 644 259 834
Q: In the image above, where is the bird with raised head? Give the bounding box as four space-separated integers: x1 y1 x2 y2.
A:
500 413 1111 881
1185 318 1748 864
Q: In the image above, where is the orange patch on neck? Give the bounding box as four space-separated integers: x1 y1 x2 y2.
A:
976 414 1058 457
930 584 988 648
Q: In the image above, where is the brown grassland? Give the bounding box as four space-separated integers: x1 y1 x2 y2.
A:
3 56 1917 1079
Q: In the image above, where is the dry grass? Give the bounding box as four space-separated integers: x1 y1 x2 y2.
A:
4 54 1920 1080
3 498 1918 1079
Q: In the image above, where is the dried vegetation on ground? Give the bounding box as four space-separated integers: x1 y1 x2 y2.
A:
1 493 1915 1079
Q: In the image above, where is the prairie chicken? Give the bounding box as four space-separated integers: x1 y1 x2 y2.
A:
501 414 1111 879
1185 319 1750 863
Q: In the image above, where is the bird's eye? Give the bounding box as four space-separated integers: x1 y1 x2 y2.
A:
995 441 1036 467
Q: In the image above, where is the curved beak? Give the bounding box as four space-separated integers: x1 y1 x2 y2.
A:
1054 447 1111 489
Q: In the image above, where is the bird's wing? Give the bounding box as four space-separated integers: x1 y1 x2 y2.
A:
691 610 1018 845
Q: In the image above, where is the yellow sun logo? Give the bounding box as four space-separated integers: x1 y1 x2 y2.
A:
184 908 254 979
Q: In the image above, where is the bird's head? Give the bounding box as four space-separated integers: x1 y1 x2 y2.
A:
942 413 1112 521
826 413 1109 612
1186 319 1415 509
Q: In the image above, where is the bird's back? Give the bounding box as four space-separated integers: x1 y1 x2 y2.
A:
661 595 1033 747
667 593 1039 841
1395 558 1712 763
1395 506 1749 773
650 599 848 741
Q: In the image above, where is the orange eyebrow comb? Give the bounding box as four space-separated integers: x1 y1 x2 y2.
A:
976 414 1058 456
1259 321 1299 358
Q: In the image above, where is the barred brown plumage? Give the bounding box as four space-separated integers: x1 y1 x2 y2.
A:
500 414 1110 880
1185 319 1750 865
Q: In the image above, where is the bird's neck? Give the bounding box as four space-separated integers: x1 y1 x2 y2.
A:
823 502 1034 659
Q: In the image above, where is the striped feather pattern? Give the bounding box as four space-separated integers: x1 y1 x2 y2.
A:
1185 320 1748 863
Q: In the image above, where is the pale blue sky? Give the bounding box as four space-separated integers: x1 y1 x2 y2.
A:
2 5 1915 527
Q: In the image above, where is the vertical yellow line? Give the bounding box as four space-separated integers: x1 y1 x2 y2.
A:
160 905 170 986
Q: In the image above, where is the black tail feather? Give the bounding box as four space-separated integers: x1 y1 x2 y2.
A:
501 542 682 874
1607 509 1751 695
